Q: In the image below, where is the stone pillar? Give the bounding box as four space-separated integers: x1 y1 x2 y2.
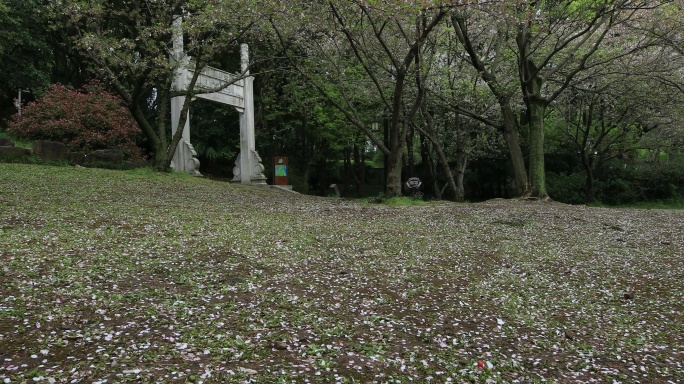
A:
170 16 200 175
238 44 252 183
235 44 266 184
170 95 193 173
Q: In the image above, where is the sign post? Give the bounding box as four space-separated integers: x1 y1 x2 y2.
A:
405 177 423 198
274 157 288 186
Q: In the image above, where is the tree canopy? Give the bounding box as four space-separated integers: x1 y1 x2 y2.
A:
1 0 683 203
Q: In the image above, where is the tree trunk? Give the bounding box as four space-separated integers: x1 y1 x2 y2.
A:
384 102 407 197
428 153 442 200
454 151 468 202
427 134 458 201
518 27 548 199
420 131 438 198
581 153 595 204
352 143 363 197
501 105 529 196
414 106 459 200
408 123 415 177
527 100 547 198
386 149 403 197
151 143 168 171
385 71 408 197
452 14 529 197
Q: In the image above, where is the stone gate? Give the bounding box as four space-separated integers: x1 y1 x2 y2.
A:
170 17 266 184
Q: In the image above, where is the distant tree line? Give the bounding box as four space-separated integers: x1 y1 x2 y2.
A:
1 0 683 204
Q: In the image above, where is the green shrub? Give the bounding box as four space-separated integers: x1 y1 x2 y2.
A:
0 152 40 164
596 178 644 205
288 167 310 194
546 156 684 205
634 161 684 201
546 173 586 204
594 157 684 205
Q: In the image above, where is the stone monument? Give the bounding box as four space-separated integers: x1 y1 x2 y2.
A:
170 16 266 184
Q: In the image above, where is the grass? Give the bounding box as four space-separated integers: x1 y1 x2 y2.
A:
597 198 684 210
364 194 426 206
0 131 32 149
1 163 683 383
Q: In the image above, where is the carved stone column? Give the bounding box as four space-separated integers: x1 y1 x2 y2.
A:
170 16 201 176
235 44 265 184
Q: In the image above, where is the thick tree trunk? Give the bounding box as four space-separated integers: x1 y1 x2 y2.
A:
454 151 468 202
386 149 404 197
151 143 168 171
384 72 407 197
501 105 529 196
518 26 548 200
527 100 547 198
129 102 166 170
427 151 445 201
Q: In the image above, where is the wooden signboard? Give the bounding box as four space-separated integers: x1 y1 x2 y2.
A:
274 157 288 185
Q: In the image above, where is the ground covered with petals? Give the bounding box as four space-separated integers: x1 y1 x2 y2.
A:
1 164 683 383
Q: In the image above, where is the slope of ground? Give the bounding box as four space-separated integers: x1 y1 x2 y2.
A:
1 164 682 383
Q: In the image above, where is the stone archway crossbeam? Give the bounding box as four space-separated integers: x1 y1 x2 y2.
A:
170 16 266 184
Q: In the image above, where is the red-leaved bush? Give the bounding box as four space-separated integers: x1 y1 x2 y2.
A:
8 83 145 160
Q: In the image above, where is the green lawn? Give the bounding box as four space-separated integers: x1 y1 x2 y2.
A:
1 164 683 383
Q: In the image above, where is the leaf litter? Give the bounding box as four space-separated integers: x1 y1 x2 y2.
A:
0 164 683 383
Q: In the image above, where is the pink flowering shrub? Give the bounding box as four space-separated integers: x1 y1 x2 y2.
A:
8 83 145 160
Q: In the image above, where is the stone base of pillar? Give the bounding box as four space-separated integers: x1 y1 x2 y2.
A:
251 175 268 185
185 142 202 177
172 141 202 176
232 150 267 184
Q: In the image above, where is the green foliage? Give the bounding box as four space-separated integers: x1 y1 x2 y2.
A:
634 159 684 200
189 99 239 165
546 156 684 206
44 0 262 169
7 83 145 160
287 166 309 194
546 172 586 205
610 198 684 210
0 131 30 148
0 152 39 164
0 0 51 97
255 66 362 189
596 177 644 205
596 157 684 205
12 0 677 200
